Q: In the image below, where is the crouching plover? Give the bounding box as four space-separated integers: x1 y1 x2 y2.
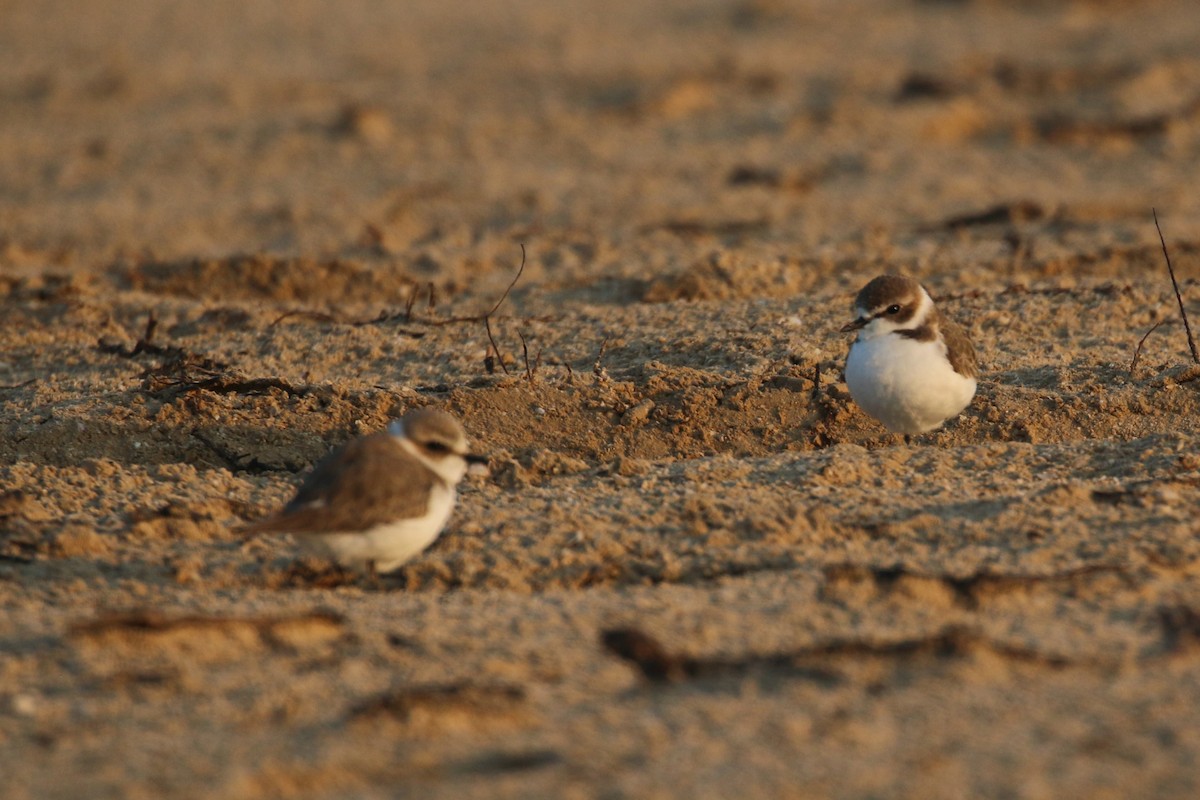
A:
840 274 978 436
246 408 487 575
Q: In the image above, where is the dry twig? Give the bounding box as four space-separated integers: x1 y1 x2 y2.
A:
98 311 182 358
269 246 526 349
1153 209 1199 364
517 329 538 385
1130 319 1171 377
476 244 529 376
593 337 610 380
484 316 508 375
425 243 527 326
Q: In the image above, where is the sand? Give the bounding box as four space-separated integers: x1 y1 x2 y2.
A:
3 0 1200 797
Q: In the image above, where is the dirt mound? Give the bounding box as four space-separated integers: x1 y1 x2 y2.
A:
112 254 420 305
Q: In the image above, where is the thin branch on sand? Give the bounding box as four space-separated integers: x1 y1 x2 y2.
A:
1153 209 1199 364
1130 319 1171 378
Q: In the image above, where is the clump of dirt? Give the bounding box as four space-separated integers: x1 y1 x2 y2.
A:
641 251 826 303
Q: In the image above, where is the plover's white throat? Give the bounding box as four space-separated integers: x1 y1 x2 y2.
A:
246 408 486 574
840 274 978 436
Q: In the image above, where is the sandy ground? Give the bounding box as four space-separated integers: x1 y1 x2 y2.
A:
3 0 1200 797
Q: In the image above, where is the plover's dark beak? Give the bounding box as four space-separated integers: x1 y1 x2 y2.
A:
840 317 867 333
464 452 490 477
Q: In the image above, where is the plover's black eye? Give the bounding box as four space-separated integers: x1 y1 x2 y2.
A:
423 441 449 454
886 304 901 315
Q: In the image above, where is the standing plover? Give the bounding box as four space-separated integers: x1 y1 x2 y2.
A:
246 408 486 574
840 274 978 436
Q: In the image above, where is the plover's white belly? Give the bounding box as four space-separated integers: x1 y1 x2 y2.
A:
301 485 456 573
845 334 976 434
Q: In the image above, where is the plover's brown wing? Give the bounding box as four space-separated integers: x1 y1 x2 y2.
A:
246 433 437 535
940 316 979 379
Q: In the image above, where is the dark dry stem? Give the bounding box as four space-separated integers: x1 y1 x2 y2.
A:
518 329 535 385
272 246 525 333
404 288 419 322
142 312 159 345
423 242 527 325
485 315 509 375
99 311 185 358
463 244 529 376
1153 209 1200 364
593 337 610 378
1130 319 1170 377
485 244 527 318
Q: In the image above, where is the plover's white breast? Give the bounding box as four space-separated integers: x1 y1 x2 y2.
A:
300 483 456 574
846 333 976 435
